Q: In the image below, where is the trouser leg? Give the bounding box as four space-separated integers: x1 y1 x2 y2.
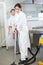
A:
20 44 28 61
18 43 28 64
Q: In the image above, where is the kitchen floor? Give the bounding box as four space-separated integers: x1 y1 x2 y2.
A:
0 47 40 65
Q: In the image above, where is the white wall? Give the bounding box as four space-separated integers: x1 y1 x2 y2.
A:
5 0 15 12
35 0 43 4
21 1 42 17
0 0 25 12
5 0 26 12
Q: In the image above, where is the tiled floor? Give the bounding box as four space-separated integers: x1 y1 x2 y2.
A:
0 47 40 65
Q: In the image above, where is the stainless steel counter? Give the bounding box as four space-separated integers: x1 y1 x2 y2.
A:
29 29 43 47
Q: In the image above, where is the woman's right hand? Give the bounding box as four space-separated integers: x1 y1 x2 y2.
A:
13 24 18 31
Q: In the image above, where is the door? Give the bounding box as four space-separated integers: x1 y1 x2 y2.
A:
0 3 5 46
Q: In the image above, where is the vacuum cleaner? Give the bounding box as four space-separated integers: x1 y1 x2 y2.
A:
38 35 43 65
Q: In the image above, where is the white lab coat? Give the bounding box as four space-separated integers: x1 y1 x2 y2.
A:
6 15 15 47
15 11 30 60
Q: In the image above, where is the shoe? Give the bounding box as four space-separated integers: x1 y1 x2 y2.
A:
11 62 16 65
16 52 20 55
18 60 27 64
24 63 28 65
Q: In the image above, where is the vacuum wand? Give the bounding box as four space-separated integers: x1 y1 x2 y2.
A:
11 28 17 65
13 30 17 62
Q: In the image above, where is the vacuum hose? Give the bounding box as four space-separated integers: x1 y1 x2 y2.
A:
25 45 40 65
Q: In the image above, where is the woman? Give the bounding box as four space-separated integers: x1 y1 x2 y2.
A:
6 9 15 50
14 3 30 64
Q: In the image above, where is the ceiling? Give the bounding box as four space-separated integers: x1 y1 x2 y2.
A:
0 0 43 4
21 0 43 4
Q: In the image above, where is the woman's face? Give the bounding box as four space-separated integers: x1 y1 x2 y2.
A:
15 6 21 13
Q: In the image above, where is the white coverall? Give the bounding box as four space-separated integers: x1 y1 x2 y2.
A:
15 11 30 60
6 15 15 47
